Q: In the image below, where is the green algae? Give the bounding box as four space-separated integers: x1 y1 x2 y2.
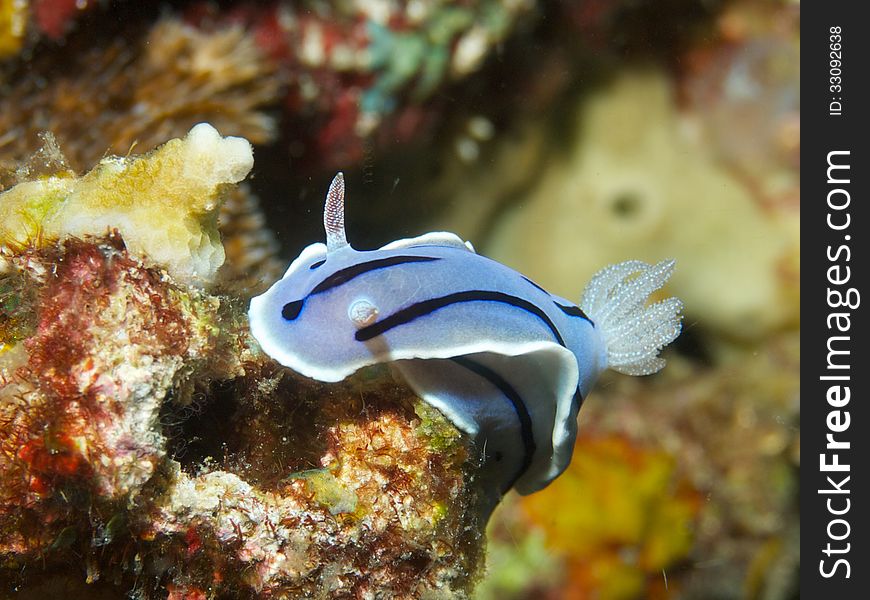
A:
292 467 359 516
414 399 462 453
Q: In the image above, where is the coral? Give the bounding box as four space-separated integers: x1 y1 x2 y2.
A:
216 185 284 296
439 8 800 595
139 373 481 598
680 0 800 212
1 1 800 597
0 18 280 178
1 0 98 60
589 337 799 599
136 19 281 150
519 435 700 600
31 0 92 40
2 1 532 178
0 123 253 286
1 279 484 596
0 232 241 555
474 510 557 600
0 0 27 59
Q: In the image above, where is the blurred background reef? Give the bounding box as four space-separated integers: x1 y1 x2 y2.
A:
1 1 799 599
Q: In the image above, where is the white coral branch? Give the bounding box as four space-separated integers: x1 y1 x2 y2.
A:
580 260 683 375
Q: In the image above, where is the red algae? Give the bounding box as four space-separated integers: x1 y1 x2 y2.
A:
29 236 187 377
0 235 210 511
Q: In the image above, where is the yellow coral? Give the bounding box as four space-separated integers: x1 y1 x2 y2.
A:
0 123 253 285
0 0 27 59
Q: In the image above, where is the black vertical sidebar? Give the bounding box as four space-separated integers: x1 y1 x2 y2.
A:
802 1 869 597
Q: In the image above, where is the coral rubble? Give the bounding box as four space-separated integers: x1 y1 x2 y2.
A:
144 375 481 598
0 233 231 509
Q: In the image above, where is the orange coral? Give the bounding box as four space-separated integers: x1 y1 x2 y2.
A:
521 435 701 600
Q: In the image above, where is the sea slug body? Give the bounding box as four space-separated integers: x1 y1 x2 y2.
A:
249 174 683 508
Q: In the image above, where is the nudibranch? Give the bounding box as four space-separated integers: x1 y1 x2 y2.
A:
249 174 683 508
